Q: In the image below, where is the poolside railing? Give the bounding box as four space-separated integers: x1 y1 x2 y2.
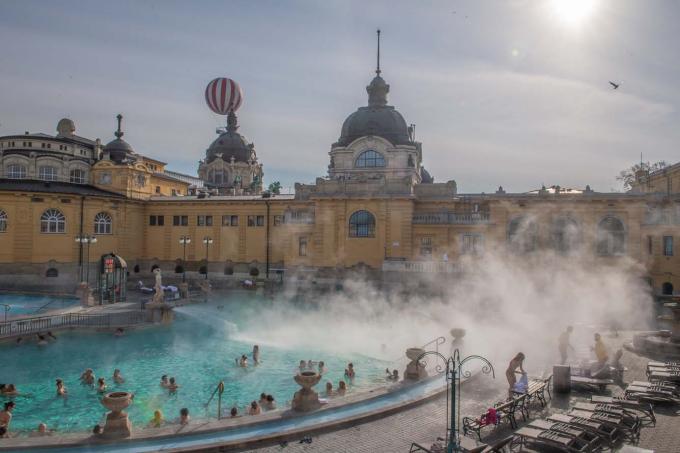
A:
0 311 147 338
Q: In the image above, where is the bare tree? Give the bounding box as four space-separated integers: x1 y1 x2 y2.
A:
617 161 668 191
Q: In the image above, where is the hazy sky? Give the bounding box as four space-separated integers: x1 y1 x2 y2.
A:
1 0 678 193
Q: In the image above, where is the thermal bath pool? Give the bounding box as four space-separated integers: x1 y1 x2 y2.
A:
0 294 392 435
0 294 79 319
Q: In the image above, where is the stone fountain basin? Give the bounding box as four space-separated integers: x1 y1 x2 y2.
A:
406 348 426 361
294 371 321 388
101 391 133 412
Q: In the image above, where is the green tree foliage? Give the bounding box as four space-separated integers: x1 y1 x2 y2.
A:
268 181 282 194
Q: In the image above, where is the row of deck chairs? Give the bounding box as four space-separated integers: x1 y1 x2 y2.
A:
462 375 553 441
512 401 643 452
646 360 680 383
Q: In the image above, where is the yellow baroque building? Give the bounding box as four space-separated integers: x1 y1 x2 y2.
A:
0 69 678 298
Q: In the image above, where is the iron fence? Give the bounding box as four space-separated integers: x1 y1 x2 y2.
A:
0 311 146 338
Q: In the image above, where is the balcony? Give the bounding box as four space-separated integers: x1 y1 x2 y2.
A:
382 260 461 274
412 212 490 225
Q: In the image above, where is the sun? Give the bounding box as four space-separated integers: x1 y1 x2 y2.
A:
550 0 597 25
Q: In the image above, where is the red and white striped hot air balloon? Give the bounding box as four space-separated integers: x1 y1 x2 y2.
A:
205 78 243 115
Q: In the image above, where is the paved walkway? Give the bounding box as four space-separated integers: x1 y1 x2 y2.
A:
243 333 680 453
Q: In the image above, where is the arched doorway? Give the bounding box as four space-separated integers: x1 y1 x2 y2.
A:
662 282 674 295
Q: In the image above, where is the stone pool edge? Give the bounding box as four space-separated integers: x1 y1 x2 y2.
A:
0 375 451 452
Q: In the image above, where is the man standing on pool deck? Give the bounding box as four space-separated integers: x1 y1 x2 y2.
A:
558 326 575 364
0 401 15 437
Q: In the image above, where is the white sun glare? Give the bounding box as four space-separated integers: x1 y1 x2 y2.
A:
550 0 597 25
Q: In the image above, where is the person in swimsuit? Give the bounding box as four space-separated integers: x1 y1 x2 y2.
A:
505 352 526 394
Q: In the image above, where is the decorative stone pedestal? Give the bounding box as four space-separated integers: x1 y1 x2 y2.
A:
404 347 428 381
627 301 680 358
292 371 321 412
101 392 133 439
145 302 174 324
553 365 571 393
76 282 95 307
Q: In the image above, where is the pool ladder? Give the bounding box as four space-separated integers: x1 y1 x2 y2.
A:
204 381 225 419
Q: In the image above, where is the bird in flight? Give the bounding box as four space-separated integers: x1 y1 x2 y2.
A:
609 81 620 89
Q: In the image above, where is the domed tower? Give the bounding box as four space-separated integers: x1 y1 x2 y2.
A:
102 114 137 164
328 30 424 184
198 78 263 195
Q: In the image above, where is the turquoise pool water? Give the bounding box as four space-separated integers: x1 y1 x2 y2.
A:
0 294 391 434
0 294 79 319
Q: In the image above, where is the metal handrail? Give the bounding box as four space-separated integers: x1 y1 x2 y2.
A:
392 335 446 362
0 310 146 338
204 381 225 420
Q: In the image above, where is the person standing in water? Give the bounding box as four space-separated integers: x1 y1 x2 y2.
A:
558 326 575 365
505 352 526 394
252 345 260 364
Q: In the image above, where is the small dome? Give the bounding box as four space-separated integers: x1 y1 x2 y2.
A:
206 131 253 163
205 111 254 164
56 118 76 136
421 167 434 183
103 114 136 164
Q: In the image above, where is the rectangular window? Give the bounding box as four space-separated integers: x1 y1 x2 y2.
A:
222 215 231 226
420 237 433 257
647 236 653 255
299 237 308 256
155 186 161 194
150 215 157 226
173 215 189 226
157 215 164 226
274 215 284 226
257 215 265 226
171 189 177 196
197 215 213 226
230 215 238 226
248 215 255 227
664 236 674 256
461 234 483 255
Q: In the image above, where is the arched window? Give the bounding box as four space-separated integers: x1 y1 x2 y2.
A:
70 169 86 184
597 216 625 256
349 210 376 238
552 217 580 253
0 210 7 232
94 212 112 235
39 166 58 181
45 268 59 278
507 216 538 253
662 282 674 295
6 164 26 179
355 150 385 168
40 209 65 233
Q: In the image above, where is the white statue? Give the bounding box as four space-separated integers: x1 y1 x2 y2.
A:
152 268 164 304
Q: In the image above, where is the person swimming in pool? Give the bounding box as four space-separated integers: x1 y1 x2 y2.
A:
298 360 307 372
239 355 248 367
252 345 260 364
97 378 107 393
113 369 125 384
0 384 18 396
80 369 95 385
56 379 67 396
325 381 333 396
167 377 179 393
318 361 327 375
160 375 169 388
337 380 347 396
248 400 261 415
36 334 48 346
149 410 164 427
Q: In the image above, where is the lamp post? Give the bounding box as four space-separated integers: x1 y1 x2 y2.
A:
1 304 10 322
416 349 495 453
75 235 97 286
203 236 213 279
179 236 190 282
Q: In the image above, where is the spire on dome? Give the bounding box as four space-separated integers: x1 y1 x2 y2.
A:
367 29 389 107
114 114 124 139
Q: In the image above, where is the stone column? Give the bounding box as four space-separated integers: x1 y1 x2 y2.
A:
553 365 571 394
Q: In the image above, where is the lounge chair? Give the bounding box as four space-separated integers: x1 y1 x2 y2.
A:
511 374 552 414
528 419 603 452
570 375 615 392
548 413 619 446
512 426 592 452
625 383 680 405
647 370 680 383
591 395 655 426
463 396 524 440
568 408 639 443
572 402 641 439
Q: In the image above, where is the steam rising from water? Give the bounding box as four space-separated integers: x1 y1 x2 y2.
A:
234 250 652 375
